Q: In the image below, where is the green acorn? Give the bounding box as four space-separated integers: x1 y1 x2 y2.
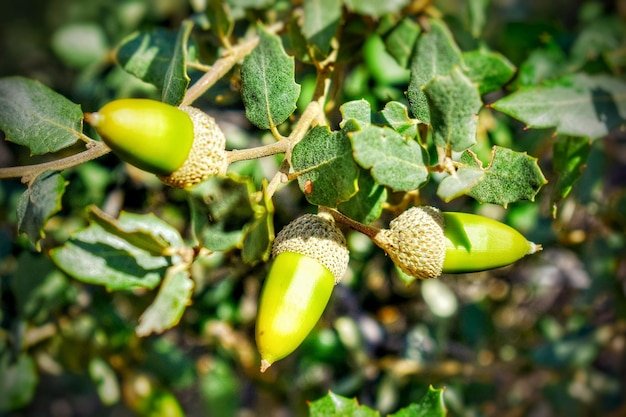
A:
373 206 541 279
256 212 349 372
85 98 227 188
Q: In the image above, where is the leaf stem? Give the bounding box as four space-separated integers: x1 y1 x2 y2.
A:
0 141 111 183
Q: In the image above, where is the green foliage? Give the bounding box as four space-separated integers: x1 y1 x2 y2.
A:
1 0 625 416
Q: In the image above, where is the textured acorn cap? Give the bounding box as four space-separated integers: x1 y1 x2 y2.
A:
158 106 227 188
272 212 349 284
373 206 446 279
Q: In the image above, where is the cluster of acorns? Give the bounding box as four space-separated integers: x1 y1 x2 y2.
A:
87 99 541 372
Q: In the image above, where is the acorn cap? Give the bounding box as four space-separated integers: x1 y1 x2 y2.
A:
272 212 349 284
158 106 227 188
373 206 446 279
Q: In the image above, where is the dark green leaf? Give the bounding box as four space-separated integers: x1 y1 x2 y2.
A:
384 17 421 68
16 170 67 251
292 124 360 207
424 68 482 152
0 77 83 154
516 42 569 87
491 73 626 139
391 385 447 417
242 183 275 264
437 167 485 202
0 354 38 412
49 222 170 291
136 267 194 336
350 124 429 192
461 146 548 207
338 169 387 224
463 48 516 94
407 19 464 124
161 20 193 105
551 136 591 216
207 0 234 41
240 27 301 129
309 391 379 417
344 0 410 17
302 0 342 59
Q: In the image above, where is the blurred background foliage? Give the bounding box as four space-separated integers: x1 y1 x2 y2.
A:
1 0 625 416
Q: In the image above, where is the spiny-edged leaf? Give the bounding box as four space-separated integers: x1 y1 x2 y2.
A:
207 0 234 42
437 166 485 202
240 27 301 130
424 68 482 152
467 0 489 38
384 17 421 68
406 19 464 124
302 0 342 59
117 27 196 89
350 124 429 192
242 181 275 265
344 0 410 17
308 391 379 417
391 385 447 417
161 20 193 106
49 223 170 291
340 99 373 127
551 136 591 217
338 168 387 224
381 101 419 138
88 206 184 256
0 77 83 154
187 175 257 252
463 48 516 95
292 123 360 207
16 170 67 251
491 73 626 139
461 146 547 207
136 267 194 337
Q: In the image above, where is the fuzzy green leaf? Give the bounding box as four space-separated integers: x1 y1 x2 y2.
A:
381 101 419 138
407 19 464 124
437 167 485 202
384 17 421 68
292 124 360 207
551 136 591 216
338 169 387 224
344 0 410 17
161 20 193 105
491 73 626 139
309 391 379 417
136 267 194 337
340 99 373 127
49 222 169 291
16 171 67 251
240 27 300 129
207 0 234 41
462 146 548 207
0 77 83 154
302 0 341 59
350 124 429 192
424 68 482 152
463 48 516 94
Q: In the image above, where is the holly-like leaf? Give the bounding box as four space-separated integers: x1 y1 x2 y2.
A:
136 267 194 337
340 99 373 127
161 20 193 106
292 124 360 207
0 77 83 154
16 170 67 251
462 146 548 207
407 19 464 124
240 27 301 130
384 17 421 68
350 124 429 192
437 166 485 202
491 73 626 139
302 0 342 59
463 48 516 94
88 206 184 256
391 385 447 417
187 175 257 252
551 136 591 217
308 391 379 417
424 68 482 152
338 168 387 224
381 101 419 138
50 222 170 291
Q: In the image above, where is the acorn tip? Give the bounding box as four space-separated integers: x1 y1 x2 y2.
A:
260 359 272 373
528 241 542 254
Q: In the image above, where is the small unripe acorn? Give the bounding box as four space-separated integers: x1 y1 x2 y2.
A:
255 212 349 372
373 206 541 279
85 98 227 188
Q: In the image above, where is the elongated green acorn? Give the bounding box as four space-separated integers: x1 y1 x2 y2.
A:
256 212 349 372
85 98 227 188
373 206 541 279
